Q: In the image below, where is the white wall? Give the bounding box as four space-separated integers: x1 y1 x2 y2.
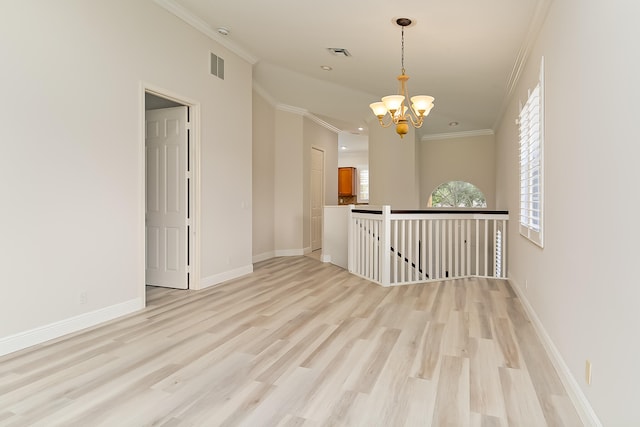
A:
0 0 253 352
419 134 496 208
274 110 304 254
303 117 339 249
495 0 640 424
252 90 276 261
338 151 368 169
322 205 350 268
255 105 338 258
368 122 420 209
369 127 496 210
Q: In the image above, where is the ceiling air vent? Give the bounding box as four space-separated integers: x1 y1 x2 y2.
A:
210 52 225 80
327 48 351 57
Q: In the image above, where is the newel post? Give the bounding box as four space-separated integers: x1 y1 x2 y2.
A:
347 204 355 273
380 205 391 286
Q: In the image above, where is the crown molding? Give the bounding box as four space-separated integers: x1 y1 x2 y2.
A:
494 0 553 130
420 129 494 142
305 114 341 134
252 82 279 107
268 101 340 134
153 0 258 65
276 104 308 116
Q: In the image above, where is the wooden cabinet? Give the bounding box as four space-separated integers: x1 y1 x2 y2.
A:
338 167 356 196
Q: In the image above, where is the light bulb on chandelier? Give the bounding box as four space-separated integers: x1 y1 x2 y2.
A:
369 18 434 138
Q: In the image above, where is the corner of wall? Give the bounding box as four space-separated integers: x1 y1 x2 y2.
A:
199 265 254 290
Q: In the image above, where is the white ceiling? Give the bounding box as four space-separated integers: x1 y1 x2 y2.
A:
158 0 543 141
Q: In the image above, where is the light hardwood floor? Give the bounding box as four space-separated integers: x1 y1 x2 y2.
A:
0 256 583 426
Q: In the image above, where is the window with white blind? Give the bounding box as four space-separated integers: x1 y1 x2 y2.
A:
519 59 544 247
358 169 369 202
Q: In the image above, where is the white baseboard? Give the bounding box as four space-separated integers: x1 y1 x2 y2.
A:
199 264 253 290
0 298 144 357
254 249 311 263
274 249 305 257
320 253 332 263
253 251 275 263
252 248 317 265
508 278 602 427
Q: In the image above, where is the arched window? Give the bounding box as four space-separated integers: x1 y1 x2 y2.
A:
428 181 487 208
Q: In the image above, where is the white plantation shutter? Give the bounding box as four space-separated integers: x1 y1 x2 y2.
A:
519 59 544 247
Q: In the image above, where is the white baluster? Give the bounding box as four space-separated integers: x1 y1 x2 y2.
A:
484 219 489 276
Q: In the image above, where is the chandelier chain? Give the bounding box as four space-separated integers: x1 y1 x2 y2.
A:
401 26 405 73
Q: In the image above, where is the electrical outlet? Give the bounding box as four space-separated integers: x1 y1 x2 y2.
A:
585 360 592 385
79 291 87 305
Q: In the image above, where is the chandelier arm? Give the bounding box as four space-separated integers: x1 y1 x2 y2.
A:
409 116 425 128
406 110 424 127
377 115 394 128
409 104 420 118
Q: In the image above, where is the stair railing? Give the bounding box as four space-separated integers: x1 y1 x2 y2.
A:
348 205 509 286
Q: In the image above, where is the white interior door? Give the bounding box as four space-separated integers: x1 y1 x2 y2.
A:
146 106 189 289
311 147 324 251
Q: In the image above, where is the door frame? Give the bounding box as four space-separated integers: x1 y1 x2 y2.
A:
140 82 201 303
310 146 325 252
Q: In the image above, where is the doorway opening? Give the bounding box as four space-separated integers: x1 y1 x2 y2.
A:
142 85 200 301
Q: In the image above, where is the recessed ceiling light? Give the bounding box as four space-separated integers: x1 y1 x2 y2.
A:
217 27 230 36
358 127 364 131
320 65 333 71
449 121 459 127
341 146 347 150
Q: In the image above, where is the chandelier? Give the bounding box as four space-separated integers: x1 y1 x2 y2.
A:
369 18 434 138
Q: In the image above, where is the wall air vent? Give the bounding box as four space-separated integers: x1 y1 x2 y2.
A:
210 52 225 80
327 48 351 57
